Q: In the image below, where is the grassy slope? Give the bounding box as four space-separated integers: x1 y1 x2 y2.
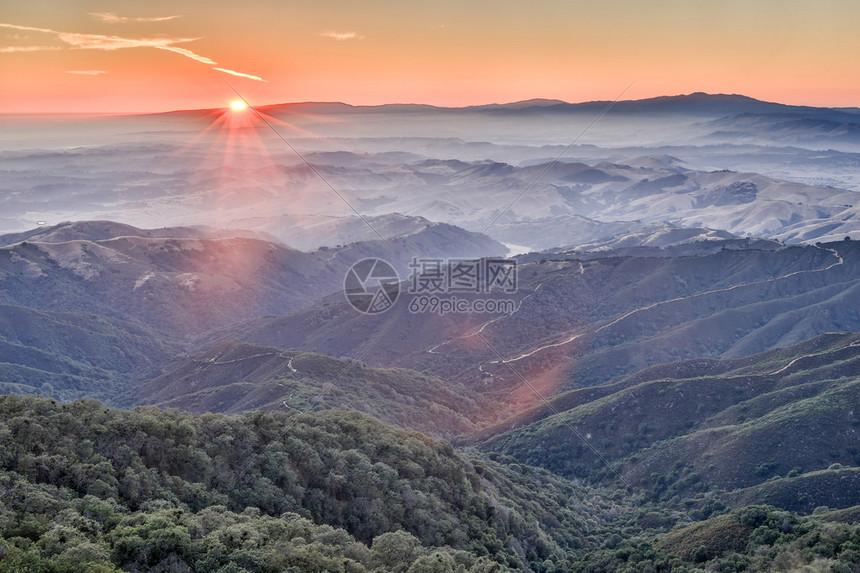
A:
0 304 174 402
476 333 860 511
130 342 486 438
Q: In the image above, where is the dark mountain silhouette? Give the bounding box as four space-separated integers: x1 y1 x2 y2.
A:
159 92 860 118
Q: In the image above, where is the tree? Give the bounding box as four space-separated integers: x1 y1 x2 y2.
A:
370 531 424 572
406 551 456 573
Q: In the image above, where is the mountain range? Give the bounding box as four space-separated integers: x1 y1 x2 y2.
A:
2 93 860 571
4 92 860 250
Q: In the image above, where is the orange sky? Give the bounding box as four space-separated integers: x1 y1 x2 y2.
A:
1 1 859 113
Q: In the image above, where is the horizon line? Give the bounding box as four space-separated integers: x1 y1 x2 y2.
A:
3 92 859 117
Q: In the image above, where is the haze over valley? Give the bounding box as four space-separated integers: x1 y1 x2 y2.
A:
5 94 860 254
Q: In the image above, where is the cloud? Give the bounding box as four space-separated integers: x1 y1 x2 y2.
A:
321 31 364 41
0 21 264 81
89 12 181 24
0 22 205 59
213 67 265 82
155 44 217 65
54 30 204 53
66 70 107 75
0 22 55 34
0 45 61 53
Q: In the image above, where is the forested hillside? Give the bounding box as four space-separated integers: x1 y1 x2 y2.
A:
1 395 859 572
0 395 646 571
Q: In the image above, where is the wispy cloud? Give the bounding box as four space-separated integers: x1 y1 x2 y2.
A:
0 21 264 81
89 12 181 24
321 31 364 41
213 67 265 82
0 22 204 57
59 32 202 52
155 44 217 65
0 45 61 53
66 70 107 75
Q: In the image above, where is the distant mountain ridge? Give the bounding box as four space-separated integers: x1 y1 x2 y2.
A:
159 92 860 117
0 220 284 248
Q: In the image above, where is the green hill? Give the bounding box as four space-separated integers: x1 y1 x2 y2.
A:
129 342 487 438
475 333 860 513
0 395 652 572
0 304 174 402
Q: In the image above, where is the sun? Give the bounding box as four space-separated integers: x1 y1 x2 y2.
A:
230 100 248 111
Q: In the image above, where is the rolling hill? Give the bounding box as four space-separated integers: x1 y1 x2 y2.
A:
0 303 172 402
128 342 486 438
0 220 503 338
474 332 860 512
219 240 860 402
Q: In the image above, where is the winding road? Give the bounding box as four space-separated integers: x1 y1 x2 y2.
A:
427 245 846 375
